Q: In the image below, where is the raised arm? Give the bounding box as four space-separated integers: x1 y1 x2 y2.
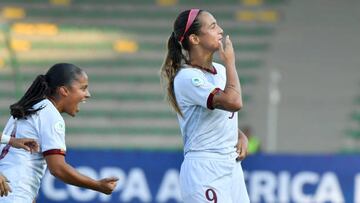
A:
212 35 243 112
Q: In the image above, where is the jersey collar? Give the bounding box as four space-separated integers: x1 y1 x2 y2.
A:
187 64 217 75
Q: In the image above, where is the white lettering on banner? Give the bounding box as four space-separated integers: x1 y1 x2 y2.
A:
121 168 152 202
278 171 290 203
42 167 349 203
314 172 344 202
246 170 345 203
355 174 360 202
249 170 277 202
156 169 181 202
42 167 182 202
292 171 318 203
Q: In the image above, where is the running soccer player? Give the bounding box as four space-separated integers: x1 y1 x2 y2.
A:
0 63 118 202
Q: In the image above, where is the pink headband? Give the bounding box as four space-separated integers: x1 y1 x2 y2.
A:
179 9 200 43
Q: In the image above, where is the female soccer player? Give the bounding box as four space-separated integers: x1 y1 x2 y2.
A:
160 9 250 202
0 63 118 202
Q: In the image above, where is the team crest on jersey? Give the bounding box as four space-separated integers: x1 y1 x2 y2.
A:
191 77 204 87
54 121 65 134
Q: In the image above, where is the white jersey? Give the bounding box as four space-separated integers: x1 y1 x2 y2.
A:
0 99 66 202
174 62 238 157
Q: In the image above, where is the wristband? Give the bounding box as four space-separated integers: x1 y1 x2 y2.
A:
1 133 11 144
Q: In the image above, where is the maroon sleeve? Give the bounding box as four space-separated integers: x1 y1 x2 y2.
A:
207 88 221 110
43 149 66 157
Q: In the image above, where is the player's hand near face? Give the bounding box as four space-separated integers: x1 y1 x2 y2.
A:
98 177 119 195
9 138 39 153
235 129 248 161
219 35 235 66
0 173 11 197
213 35 243 112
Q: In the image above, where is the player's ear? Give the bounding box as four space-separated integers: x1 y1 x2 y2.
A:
189 34 200 45
58 86 69 97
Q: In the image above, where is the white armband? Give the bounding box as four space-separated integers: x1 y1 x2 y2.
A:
1 133 11 144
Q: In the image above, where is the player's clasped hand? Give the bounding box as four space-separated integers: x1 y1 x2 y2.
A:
9 138 39 153
0 173 11 197
0 137 38 197
98 177 119 195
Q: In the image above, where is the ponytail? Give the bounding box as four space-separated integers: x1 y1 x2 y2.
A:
10 75 49 119
160 32 186 116
160 10 203 116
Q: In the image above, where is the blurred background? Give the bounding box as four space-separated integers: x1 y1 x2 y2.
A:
0 0 359 202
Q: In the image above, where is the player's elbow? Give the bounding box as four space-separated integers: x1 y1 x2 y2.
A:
48 166 63 178
227 97 243 112
213 92 243 112
47 162 67 179
229 103 242 112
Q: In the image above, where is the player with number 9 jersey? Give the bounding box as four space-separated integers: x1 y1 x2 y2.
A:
161 9 250 203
